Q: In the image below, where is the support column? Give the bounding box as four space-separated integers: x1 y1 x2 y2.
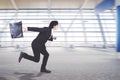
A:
116 6 120 52
96 14 106 48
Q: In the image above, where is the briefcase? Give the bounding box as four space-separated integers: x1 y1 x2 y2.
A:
9 21 23 38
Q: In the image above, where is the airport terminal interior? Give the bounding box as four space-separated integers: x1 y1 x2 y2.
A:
0 0 120 80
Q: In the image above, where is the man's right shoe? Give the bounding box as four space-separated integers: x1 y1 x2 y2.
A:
41 69 51 73
18 52 24 63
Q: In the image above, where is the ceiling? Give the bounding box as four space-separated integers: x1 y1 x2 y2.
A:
0 0 102 9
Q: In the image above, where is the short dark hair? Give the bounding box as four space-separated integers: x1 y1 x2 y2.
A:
49 21 58 29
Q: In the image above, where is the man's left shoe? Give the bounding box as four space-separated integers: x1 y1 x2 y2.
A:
18 52 24 63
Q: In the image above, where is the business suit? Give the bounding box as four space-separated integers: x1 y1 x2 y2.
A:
22 27 53 70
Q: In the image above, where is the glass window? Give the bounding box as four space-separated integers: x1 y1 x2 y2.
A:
0 9 116 47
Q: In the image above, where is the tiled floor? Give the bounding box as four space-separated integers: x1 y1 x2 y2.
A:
0 47 120 80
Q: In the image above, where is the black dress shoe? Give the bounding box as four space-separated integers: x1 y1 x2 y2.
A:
18 52 24 63
41 69 51 73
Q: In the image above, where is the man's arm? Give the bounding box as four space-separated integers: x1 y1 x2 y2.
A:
27 27 47 32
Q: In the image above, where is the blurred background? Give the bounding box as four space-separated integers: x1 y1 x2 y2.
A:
0 0 116 49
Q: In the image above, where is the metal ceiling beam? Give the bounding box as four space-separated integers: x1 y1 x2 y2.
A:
66 0 89 44
67 0 89 31
1 0 18 34
47 0 65 32
81 0 89 8
48 0 51 9
10 0 18 10
10 0 18 20
47 0 51 18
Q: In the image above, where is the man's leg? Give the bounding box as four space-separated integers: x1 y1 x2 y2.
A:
19 45 40 63
40 46 51 73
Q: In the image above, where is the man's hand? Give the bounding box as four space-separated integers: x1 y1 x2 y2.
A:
22 27 28 32
53 37 57 40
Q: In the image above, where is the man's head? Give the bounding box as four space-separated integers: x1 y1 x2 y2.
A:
49 21 58 30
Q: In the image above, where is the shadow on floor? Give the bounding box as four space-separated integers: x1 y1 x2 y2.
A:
14 72 44 80
0 77 8 80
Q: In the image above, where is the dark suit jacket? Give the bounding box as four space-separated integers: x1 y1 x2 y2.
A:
28 27 53 45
